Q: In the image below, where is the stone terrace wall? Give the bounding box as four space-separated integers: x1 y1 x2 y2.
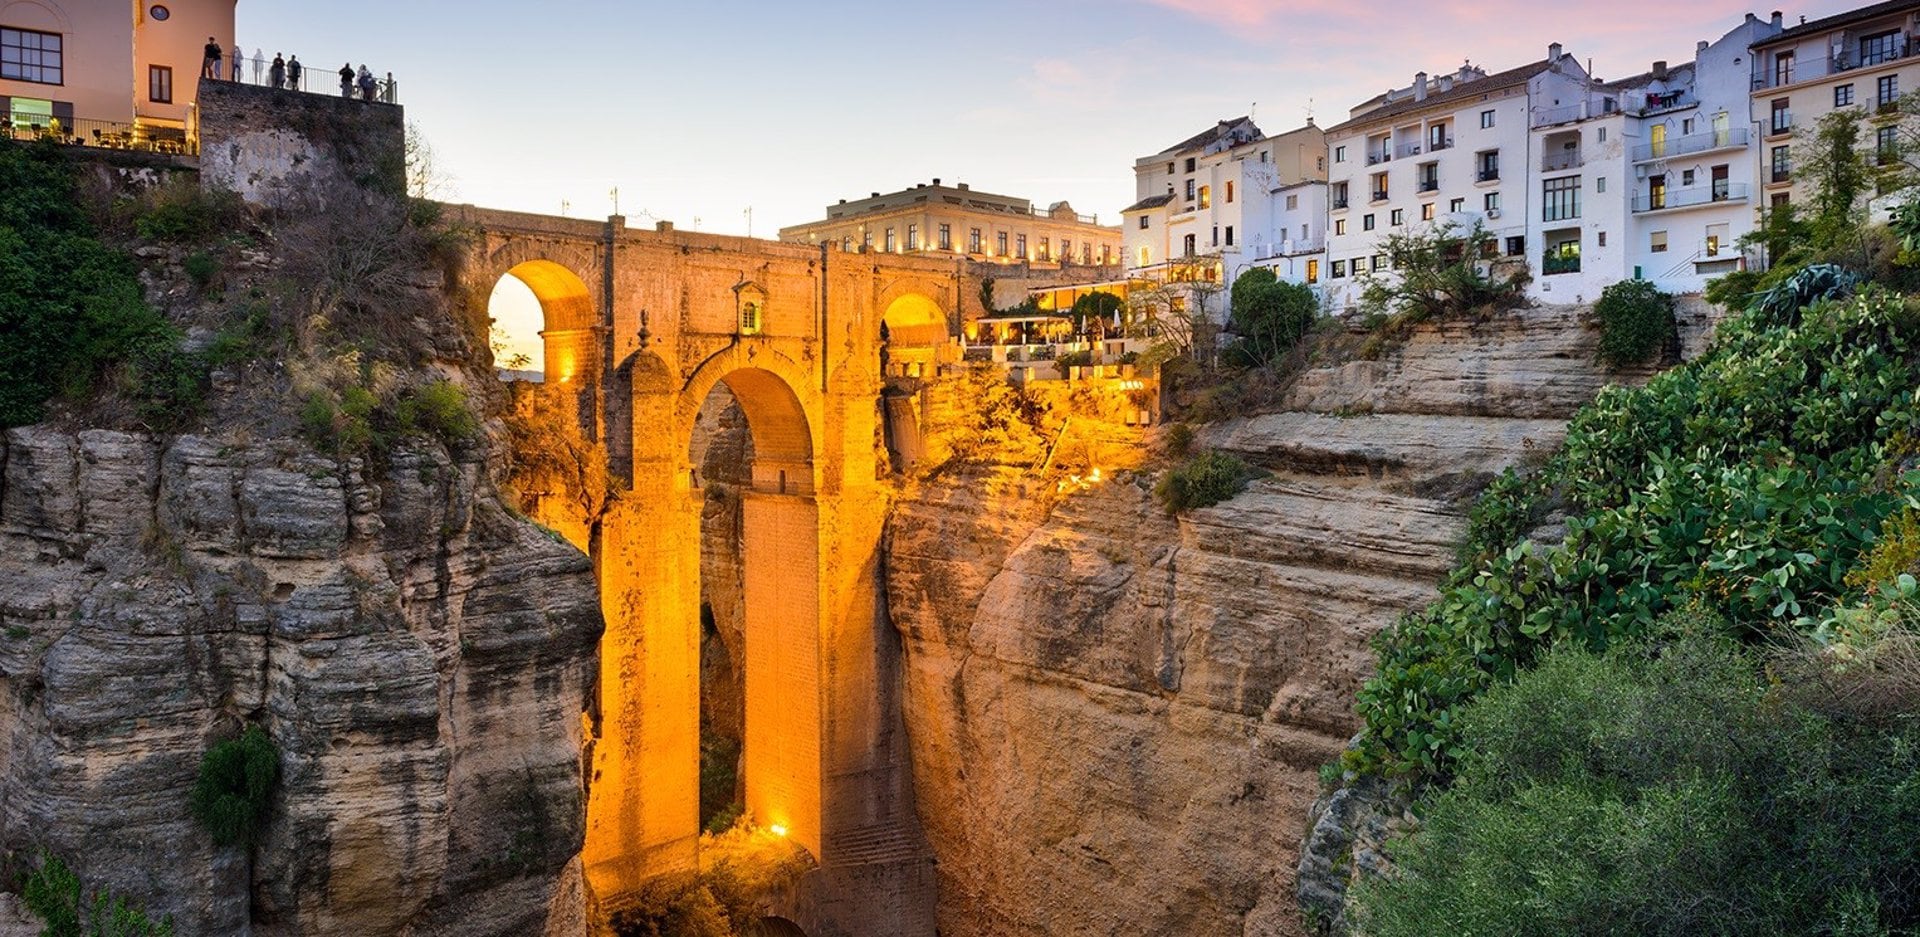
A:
196 78 404 206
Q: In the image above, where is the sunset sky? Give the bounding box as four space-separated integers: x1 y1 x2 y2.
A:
234 0 1861 362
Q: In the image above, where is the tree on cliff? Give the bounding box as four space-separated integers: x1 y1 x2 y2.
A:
1224 268 1316 367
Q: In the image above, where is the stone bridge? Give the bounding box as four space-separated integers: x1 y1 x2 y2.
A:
449 207 961 936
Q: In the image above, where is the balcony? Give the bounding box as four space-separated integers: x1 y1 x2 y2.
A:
1542 253 1581 275
1632 182 1750 213
1367 151 1391 165
1370 190 1390 203
1266 237 1327 258
1541 149 1584 172
1428 135 1455 151
1417 177 1440 193
1477 168 1500 182
1635 89 1698 116
1752 36 1920 89
1535 103 1584 127
1395 141 1425 158
1332 197 1350 210
1771 167 1791 184
1631 128 1750 162
1 115 197 155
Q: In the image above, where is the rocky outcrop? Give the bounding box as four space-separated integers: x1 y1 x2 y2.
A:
887 304 1670 936
0 423 600 936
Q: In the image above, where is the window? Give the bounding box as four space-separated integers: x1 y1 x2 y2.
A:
1182 233 1196 257
1362 213 1376 231
739 300 763 335
1226 181 1235 203
1185 157 1196 172
1100 245 1110 265
1774 51 1794 86
1306 259 1320 284
1597 231 1607 247
969 227 983 251
1429 123 1448 149
1420 203 1435 221
1061 238 1072 260
1286 194 1298 210
1772 192 1791 209
1681 169 1696 186
1879 125 1898 164
1837 84 1855 107
1036 237 1048 260
1317 156 1326 171
1371 254 1387 272
938 223 952 250
862 230 873 250
1334 219 1347 235
148 65 173 104
1331 259 1347 278
1332 182 1349 208
1596 176 1607 193
1 27 62 84
1450 197 1465 213
1300 223 1308 239
1649 123 1667 158
1016 234 1028 258
1137 246 1151 267
1682 117 1695 135
1650 230 1668 253
1481 109 1496 129
1706 222 1729 257
1771 144 1791 183
1185 179 1196 200
1647 173 1666 210
1391 208 1405 226
1485 191 1501 212
1082 244 1092 264
1711 164 1730 200
1198 185 1212 209
1335 144 1348 163
1478 150 1499 181
841 237 852 252
1225 226 1234 246
906 224 918 250
1505 236 1525 257
1770 98 1790 134
1137 216 1149 230
1542 175 1580 222
1879 75 1899 109
1211 226 1219 247
1418 162 1439 192
1371 173 1388 201
1862 29 1900 67
997 231 1008 255
1598 127 1608 143
884 227 896 252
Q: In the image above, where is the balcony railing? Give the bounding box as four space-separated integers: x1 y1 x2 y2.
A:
1395 141 1425 158
1428 136 1454 151
1535 103 1585 127
1752 36 1920 89
1332 197 1350 210
1631 128 1750 162
1541 149 1584 172
1370 190 1390 202
1367 150 1390 165
218 60 400 104
1635 89 1698 116
1477 168 1500 182
1771 167 1791 183
1417 177 1440 193
1632 182 1750 213
1 115 196 155
1541 253 1582 275
1267 236 1327 257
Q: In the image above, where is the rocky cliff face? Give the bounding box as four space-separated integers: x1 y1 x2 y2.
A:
0 187 601 933
887 304 1700 936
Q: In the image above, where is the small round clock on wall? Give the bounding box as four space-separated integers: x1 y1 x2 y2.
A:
149 5 170 20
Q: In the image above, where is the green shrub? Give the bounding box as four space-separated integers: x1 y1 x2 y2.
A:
1163 422 1195 459
1153 450 1252 514
131 178 240 244
1358 220 1529 325
397 380 477 444
22 850 81 937
1350 287 1920 776
1052 349 1094 377
0 141 196 428
1353 637 1920 937
1591 279 1675 368
1224 268 1317 367
182 251 218 290
188 725 279 848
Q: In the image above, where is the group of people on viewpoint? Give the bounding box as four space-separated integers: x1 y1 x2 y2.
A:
200 39 384 102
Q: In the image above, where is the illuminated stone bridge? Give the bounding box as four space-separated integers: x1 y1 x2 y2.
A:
452 207 959 936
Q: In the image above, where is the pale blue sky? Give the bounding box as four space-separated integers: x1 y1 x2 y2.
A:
238 0 1861 238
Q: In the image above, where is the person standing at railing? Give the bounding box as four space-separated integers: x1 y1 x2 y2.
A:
357 65 375 102
287 56 303 91
269 54 285 90
339 63 354 98
201 38 221 79
230 42 243 81
251 48 263 83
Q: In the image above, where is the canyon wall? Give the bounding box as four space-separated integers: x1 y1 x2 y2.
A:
887 303 1709 936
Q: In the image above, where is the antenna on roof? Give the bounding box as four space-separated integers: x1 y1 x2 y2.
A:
1306 96 1315 122
1250 101 1257 121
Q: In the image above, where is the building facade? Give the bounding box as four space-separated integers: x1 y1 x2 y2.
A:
1121 117 1330 303
778 179 1122 270
1750 2 1920 217
1 0 235 137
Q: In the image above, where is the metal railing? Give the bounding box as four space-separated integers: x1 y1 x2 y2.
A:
214 57 399 104
1534 103 1584 127
1331 197 1350 210
1394 141 1425 158
1428 135 1454 151
1370 189 1390 202
1772 167 1791 183
1367 150 1390 165
1417 177 1440 193
1 115 195 155
1541 253 1581 275
1635 89 1698 115
1265 237 1326 257
1477 167 1500 182
1632 128 1749 162
1542 149 1583 172
1632 182 1750 213
1752 36 1920 89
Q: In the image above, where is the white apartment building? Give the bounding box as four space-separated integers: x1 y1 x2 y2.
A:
1122 117 1329 313
1750 2 1920 221
1 0 236 138
1323 49 1596 310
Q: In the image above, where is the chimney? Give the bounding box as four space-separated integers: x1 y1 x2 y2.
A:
1771 10 1783 28
1414 71 1429 101
1549 42 1564 64
656 221 673 232
1653 60 1668 80
933 177 941 185
1698 40 1710 54
1438 75 1454 92
871 191 880 197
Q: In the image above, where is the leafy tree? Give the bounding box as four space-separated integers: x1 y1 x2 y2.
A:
1224 268 1317 366
1795 108 1872 248
1069 291 1123 336
189 725 280 848
1358 220 1528 323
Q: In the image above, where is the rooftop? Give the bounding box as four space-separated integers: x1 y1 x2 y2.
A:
1152 116 1262 157
1327 58 1555 134
1753 0 1920 48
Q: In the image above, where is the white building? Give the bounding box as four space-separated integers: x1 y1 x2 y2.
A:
1122 117 1329 314
1 0 236 143
1322 50 1596 311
